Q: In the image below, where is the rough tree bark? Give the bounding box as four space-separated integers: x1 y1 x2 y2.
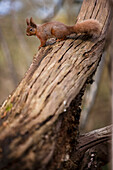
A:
0 0 112 169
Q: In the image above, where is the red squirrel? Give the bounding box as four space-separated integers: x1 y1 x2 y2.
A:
26 17 102 49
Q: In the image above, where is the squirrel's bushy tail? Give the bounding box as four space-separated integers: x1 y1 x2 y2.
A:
73 19 102 37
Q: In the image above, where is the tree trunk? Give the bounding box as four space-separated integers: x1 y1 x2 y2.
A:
0 0 112 169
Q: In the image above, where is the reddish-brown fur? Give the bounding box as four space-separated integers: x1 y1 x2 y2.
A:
26 17 102 49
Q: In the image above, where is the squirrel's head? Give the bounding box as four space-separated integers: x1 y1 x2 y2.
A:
26 17 37 36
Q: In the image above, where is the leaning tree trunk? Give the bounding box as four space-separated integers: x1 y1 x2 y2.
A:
0 0 112 169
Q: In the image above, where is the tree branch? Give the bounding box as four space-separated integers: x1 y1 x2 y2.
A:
73 125 112 170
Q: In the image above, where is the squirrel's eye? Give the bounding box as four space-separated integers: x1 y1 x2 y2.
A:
30 28 32 31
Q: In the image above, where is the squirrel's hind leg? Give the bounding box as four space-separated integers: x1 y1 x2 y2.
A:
51 26 67 41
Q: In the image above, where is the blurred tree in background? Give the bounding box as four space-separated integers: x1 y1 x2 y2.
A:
0 2 111 169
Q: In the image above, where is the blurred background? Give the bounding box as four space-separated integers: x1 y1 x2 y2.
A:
0 0 111 168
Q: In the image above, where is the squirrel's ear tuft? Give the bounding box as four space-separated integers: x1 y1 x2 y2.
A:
30 17 37 28
30 17 33 23
26 18 30 26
